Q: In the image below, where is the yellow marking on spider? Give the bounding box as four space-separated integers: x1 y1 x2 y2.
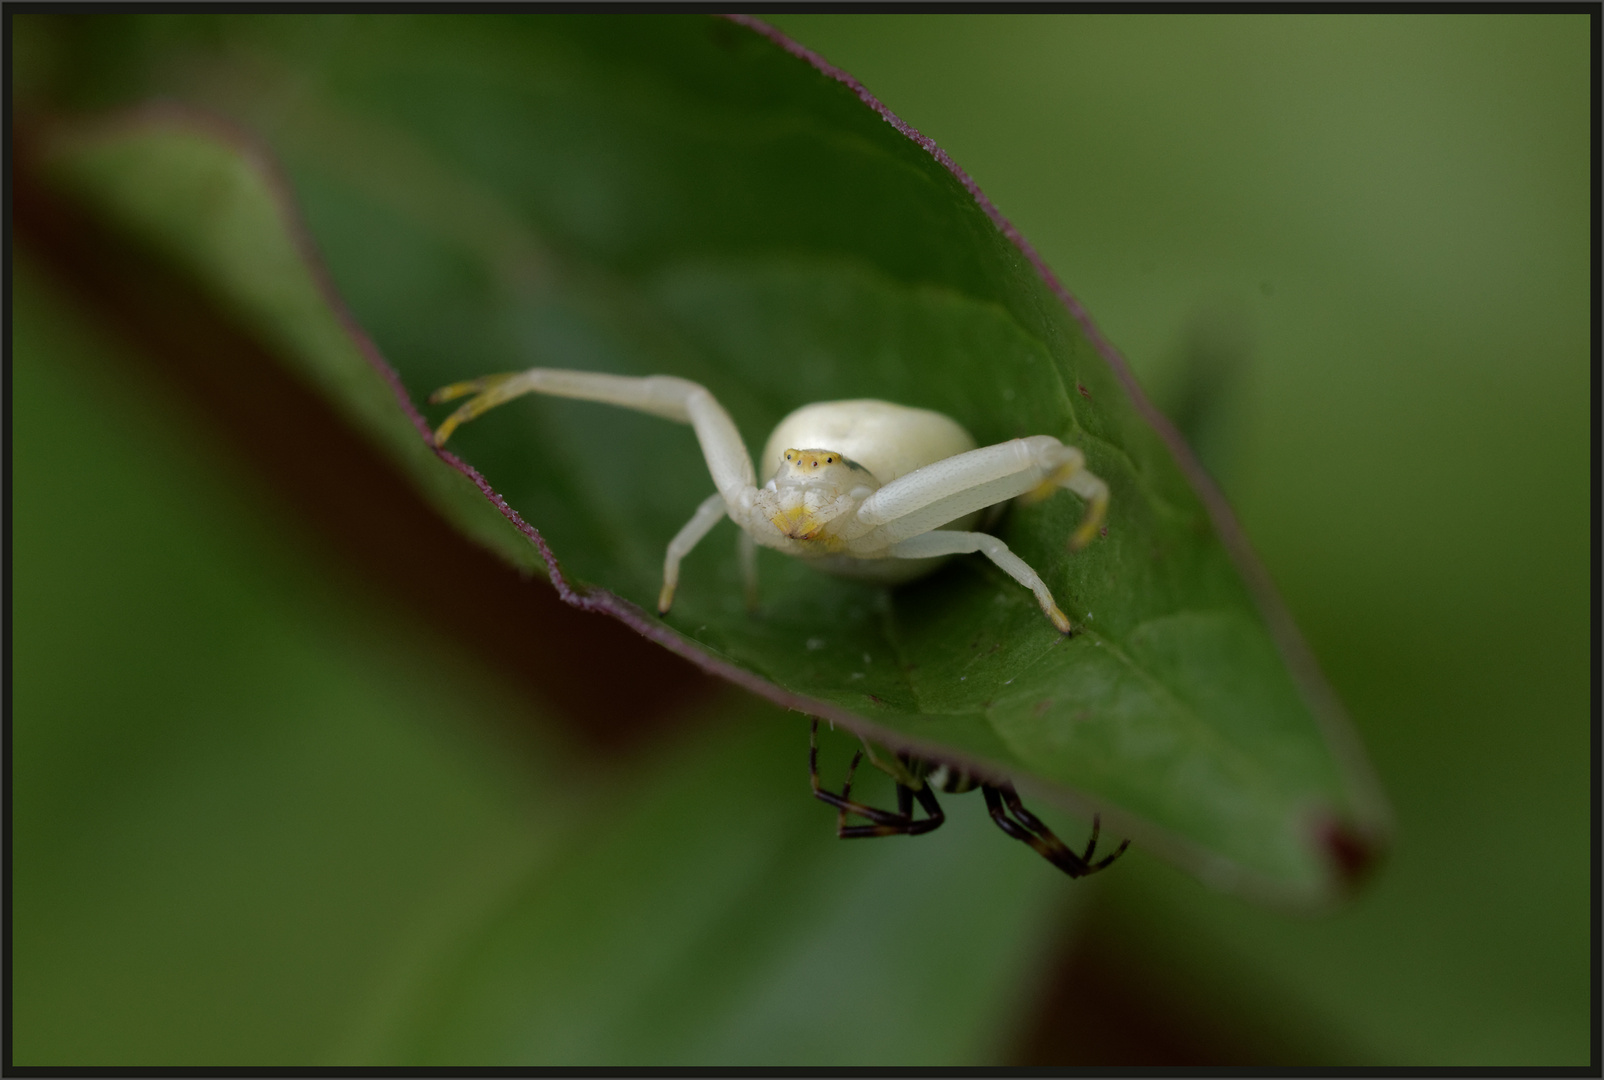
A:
1019 461 1078 505
771 506 823 540
1047 602 1071 634
1067 502 1107 551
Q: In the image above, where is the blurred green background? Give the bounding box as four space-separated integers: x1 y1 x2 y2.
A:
11 13 1592 1065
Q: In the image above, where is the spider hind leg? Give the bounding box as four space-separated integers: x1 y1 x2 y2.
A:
809 718 944 838
982 781 1131 878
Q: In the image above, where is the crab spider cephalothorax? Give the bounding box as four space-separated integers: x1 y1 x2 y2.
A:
429 367 1108 631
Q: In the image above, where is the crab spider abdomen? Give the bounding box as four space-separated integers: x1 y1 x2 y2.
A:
759 400 977 488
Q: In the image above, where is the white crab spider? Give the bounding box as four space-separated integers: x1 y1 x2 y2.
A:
430 368 1108 632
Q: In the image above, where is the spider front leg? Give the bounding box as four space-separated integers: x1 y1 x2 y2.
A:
1018 449 1110 550
429 367 757 502
853 435 1108 630
659 498 762 615
659 493 725 613
857 435 1107 550
981 781 1131 878
430 367 764 612
808 718 944 838
738 529 759 613
889 529 1071 632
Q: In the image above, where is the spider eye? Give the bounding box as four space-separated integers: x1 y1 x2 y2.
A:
826 456 834 464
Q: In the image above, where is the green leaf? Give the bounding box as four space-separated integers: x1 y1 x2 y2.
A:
34 13 1385 901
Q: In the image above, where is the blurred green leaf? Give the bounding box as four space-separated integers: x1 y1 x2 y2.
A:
10 260 558 1064
33 13 1386 901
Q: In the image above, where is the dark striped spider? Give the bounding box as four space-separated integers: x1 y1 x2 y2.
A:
808 718 1130 878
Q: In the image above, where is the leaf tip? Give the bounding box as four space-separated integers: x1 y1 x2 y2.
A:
1312 813 1388 894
